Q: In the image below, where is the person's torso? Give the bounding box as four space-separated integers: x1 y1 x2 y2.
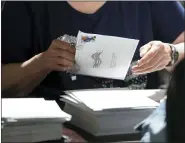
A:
28 1 159 94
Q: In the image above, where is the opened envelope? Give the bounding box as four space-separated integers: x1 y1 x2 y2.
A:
71 31 139 80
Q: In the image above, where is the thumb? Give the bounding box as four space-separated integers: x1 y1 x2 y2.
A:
140 44 152 57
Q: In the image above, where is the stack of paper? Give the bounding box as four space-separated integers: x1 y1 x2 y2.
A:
2 98 71 142
61 89 165 136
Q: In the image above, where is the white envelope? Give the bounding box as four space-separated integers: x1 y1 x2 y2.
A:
71 31 139 80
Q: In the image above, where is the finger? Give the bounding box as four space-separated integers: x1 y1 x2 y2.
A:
52 39 76 54
53 65 70 72
56 57 74 67
132 51 163 72
133 63 165 75
48 49 75 62
60 50 75 62
54 49 75 62
137 43 170 69
140 43 152 57
133 56 169 74
137 44 160 67
132 57 162 74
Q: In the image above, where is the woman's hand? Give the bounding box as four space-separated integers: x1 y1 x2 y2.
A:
35 39 76 73
132 41 172 75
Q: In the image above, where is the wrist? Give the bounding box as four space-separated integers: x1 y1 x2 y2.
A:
35 53 53 74
166 44 179 67
21 53 51 76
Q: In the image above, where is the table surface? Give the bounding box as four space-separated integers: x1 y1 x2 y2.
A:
62 123 141 143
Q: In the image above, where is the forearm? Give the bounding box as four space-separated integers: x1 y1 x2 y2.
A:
2 55 49 97
166 42 184 72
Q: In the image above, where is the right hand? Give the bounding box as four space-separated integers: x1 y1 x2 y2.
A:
37 39 76 72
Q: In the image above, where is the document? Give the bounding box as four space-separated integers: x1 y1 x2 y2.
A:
61 89 163 136
2 98 70 142
63 89 161 111
71 31 139 80
2 98 71 121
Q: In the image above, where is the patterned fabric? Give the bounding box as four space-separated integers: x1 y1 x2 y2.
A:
125 61 147 89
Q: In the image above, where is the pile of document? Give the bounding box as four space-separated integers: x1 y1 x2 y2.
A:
2 98 71 142
61 89 165 136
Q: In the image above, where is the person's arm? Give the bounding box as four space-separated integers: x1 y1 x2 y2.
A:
152 1 185 72
2 2 75 97
2 40 75 97
132 1 184 75
2 1 36 97
166 32 184 72
2 55 49 97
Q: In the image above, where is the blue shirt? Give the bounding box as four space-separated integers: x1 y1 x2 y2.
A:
2 1 184 97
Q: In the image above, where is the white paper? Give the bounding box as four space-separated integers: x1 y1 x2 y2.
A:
71 31 139 80
2 98 71 121
64 89 160 111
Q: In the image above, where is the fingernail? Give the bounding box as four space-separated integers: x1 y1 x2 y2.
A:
132 68 135 71
132 68 137 73
137 60 141 66
63 68 67 71
132 67 138 71
138 63 142 67
132 65 138 69
67 67 72 70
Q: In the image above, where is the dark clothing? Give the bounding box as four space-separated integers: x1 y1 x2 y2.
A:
2 1 184 97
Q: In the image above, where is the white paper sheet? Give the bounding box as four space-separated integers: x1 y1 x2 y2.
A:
2 98 71 121
64 89 160 111
71 31 139 80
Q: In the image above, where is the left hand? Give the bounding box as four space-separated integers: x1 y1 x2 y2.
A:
132 41 172 75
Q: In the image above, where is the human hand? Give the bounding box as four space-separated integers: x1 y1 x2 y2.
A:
36 39 76 73
132 41 172 75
